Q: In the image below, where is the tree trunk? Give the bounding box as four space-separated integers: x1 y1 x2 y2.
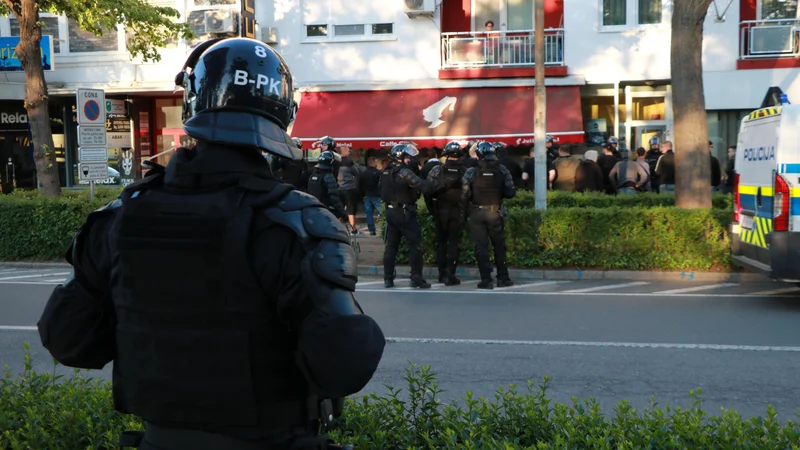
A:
16 0 61 196
670 0 713 209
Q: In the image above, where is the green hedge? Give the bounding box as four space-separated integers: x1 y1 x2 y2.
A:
0 188 733 269
2 347 798 449
396 205 733 271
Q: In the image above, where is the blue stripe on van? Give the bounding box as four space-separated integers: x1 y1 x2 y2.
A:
781 164 800 174
742 194 800 216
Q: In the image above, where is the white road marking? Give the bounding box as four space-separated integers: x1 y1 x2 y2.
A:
562 281 649 293
748 286 800 296
3 327 795 353
386 337 800 352
494 280 564 291
0 272 69 281
353 288 792 298
356 280 388 287
653 283 738 294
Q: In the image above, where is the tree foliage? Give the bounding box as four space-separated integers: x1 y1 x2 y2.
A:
0 0 194 63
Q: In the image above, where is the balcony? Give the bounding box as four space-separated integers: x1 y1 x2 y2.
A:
439 28 568 80
738 19 800 70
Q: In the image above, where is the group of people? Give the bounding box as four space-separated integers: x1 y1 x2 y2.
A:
271 137 518 290
512 135 728 195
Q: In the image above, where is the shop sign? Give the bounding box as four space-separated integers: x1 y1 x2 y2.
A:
0 36 55 72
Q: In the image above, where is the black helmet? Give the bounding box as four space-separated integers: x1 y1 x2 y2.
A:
474 141 495 159
442 141 464 158
292 137 303 148
175 37 300 160
317 136 336 151
390 143 419 162
317 151 335 169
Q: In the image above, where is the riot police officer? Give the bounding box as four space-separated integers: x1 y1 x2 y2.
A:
426 141 468 285
461 141 516 289
37 37 385 450
381 143 440 289
316 136 341 178
307 151 349 223
273 137 310 191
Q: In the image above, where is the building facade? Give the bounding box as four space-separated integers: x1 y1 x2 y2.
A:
1 0 799 189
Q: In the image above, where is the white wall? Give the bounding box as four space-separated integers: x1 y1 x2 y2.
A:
264 0 443 87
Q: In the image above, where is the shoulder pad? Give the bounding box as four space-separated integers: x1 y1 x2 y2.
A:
264 190 351 245
464 167 476 179
121 171 164 198
66 199 120 265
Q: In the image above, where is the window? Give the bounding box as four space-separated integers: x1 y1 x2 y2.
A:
8 17 62 52
600 0 663 30
68 18 120 52
303 22 395 41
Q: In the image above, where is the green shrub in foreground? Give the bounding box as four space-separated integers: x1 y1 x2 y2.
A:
2 347 799 449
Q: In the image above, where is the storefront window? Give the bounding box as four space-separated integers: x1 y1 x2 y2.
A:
153 98 187 166
631 97 666 121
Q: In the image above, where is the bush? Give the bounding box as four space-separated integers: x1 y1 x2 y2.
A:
0 188 733 268
2 348 798 449
506 191 733 210
395 204 733 271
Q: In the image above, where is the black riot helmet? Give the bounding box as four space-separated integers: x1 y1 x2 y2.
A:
292 137 303 148
390 143 419 162
317 151 336 170
474 141 496 160
175 37 301 160
442 140 464 158
317 136 336 151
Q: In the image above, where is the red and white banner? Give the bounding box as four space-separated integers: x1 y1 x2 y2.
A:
291 85 585 150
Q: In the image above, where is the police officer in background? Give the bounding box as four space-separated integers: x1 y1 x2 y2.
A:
316 136 342 178
37 38 384 450
273 137 310 191
381 143 441 289
307 151 349 224
426 140 469 285
461 141 516 289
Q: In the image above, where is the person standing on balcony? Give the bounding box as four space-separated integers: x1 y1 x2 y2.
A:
483 20 497 64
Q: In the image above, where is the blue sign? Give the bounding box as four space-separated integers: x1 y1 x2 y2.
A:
0 36 54 72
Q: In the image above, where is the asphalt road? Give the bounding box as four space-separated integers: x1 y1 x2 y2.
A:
2 267 800 422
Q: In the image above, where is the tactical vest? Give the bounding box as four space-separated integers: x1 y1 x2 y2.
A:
438 161 465 206
380 164 415 205
472 161 503 206
306 169 328 206
107 174 314 429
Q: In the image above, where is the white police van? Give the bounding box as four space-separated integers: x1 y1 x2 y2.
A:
730 87 800 281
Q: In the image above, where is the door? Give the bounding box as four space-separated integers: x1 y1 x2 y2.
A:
473 0 533 31
0 132 36 192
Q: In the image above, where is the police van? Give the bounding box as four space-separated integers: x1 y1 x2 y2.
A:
730 87 800 281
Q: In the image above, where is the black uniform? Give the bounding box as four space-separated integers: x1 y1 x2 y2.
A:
307 167 348 221
275 157 309 191
37 37 384 450
461 154 516 289
427 159 468 285
380 158 439 288
644 149 662 192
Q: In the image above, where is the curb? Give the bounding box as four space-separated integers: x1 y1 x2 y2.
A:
0 261 767 283
356 265 768 283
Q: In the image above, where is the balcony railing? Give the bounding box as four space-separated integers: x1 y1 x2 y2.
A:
739 19 800 59
440 29 564 69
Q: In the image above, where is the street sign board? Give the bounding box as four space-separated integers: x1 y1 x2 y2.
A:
78 162 109 181
76 89 106 125
79 147 109 163
77 125 107 147
105 99 126 115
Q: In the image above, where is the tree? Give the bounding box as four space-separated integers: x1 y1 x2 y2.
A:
670 0 714 209
0 0 193 196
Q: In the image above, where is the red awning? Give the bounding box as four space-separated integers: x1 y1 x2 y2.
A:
290 85 585 149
